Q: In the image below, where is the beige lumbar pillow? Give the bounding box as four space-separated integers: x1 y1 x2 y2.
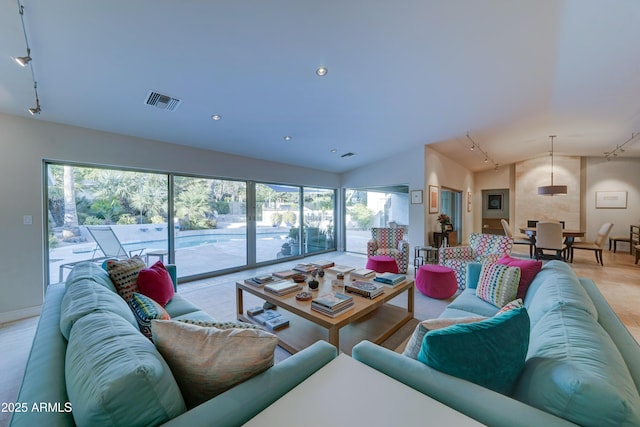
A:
403 317 487 359
151 319 278 408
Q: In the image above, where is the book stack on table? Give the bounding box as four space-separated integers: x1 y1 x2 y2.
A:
293 263 317 273
350 268 376 280
247 307 289 330
344 280 385 299
264 280 302 296
244 274 280 287
373 272 407 287
309 260 335 269
311 292 354 318
326 265 355 275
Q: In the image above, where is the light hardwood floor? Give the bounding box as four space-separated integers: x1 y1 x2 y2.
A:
1 248 638 427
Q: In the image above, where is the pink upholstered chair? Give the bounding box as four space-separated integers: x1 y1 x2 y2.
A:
438 232 513 289
367 227 410 274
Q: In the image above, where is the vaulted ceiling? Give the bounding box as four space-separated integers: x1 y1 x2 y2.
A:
1 0 639 173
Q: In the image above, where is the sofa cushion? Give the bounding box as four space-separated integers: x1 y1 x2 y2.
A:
513 305 640 427
152 319 278 408
524 260 597 327
65 261 117 292
177 319 263 330
476 263 520 308
137 261 175 306
442 287 500 318
403 317 486 359
418 307 530 395
129 292 171 340
497 254 542 300
60 277 138 340
106 256 146 302
65 311 186 426
164 294 206 318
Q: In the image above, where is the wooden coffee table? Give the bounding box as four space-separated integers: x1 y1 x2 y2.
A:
236 274 414 355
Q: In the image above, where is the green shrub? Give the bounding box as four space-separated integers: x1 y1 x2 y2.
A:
83 216 104 225
271 212 283 227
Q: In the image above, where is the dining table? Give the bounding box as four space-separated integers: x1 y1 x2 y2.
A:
519 227 586 260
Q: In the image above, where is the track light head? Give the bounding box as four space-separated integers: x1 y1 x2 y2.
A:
28 106 41 115
14 55 32 67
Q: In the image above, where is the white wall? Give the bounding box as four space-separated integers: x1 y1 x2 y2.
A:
341 145 425 253
424 147 474 244
0 113 339 322
584 157 640 241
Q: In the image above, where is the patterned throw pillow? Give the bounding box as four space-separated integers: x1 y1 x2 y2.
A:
129 292 171 340
107 256 146 302
151 319 278 408
418 307 530 394
497 254 542 300
476 262 521 308
178 319 263 330
496 298 524 315
403 317 487 359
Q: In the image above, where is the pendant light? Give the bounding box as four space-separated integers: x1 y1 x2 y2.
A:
537 135 567 195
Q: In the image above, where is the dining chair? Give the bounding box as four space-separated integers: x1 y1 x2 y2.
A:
534 221 566 261
569 222 614 266
501 219 534 258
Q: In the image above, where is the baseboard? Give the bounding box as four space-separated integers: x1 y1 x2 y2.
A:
0 305 41 325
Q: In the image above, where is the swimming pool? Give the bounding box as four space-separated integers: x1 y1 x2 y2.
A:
124 231 287 251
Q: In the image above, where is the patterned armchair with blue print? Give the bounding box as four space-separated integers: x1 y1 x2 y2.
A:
367 227 410 274
438 232 513 289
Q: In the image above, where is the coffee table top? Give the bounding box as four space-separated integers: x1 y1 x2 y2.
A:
243 354 484 426
237 273 413 327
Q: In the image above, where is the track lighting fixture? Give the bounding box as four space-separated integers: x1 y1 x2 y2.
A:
604 133 638 161
15 2 42 115
466 133 498 170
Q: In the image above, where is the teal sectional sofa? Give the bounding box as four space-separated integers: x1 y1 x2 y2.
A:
10 262 337 427
353 260 640 427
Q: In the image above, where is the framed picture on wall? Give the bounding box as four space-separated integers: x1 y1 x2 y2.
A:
595 191 627 209
410 190 423 204
428 185 439 214
487 194 503 210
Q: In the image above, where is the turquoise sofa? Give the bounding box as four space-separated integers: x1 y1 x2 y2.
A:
10 261 337 427
353 260 640 427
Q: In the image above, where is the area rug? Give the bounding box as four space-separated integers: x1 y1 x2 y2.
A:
380 317 420 354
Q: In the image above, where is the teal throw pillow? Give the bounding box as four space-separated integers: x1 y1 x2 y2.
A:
418 307 530 395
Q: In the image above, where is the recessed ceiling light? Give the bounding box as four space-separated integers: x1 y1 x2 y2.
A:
284 135 293 141
330 149 337 153
211 114 221 121
316 67 328 77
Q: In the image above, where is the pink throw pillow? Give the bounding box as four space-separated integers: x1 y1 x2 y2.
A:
137 261 175 306
497 254 542 300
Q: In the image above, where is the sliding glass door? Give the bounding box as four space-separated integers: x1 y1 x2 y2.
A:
173 176 247 277
344 186 409 254
46 162 336 285
47 163 169 284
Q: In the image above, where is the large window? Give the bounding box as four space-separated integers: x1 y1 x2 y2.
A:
47 164 168 284
173 176 247 277
344 186 409 254
46 162 336 284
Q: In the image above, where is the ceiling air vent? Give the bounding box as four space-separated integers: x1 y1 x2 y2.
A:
341 152 356 158
144 91 181 112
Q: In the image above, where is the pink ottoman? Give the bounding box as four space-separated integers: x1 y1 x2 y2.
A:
416 265 457 299
366 255 399 274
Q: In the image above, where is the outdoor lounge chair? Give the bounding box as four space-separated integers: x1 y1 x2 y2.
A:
86 226 145 260
58 226 145 282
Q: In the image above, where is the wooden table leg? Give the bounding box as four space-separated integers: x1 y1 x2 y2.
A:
236 286 244 320
407 284 415 317
327 326 339 350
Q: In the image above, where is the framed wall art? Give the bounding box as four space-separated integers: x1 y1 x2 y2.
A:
595 191 627 209
410 190 423 205
487 194 503 210
428 185 439 214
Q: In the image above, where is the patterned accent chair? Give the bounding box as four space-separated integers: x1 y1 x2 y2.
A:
367 227 410 274
438 232 513 289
